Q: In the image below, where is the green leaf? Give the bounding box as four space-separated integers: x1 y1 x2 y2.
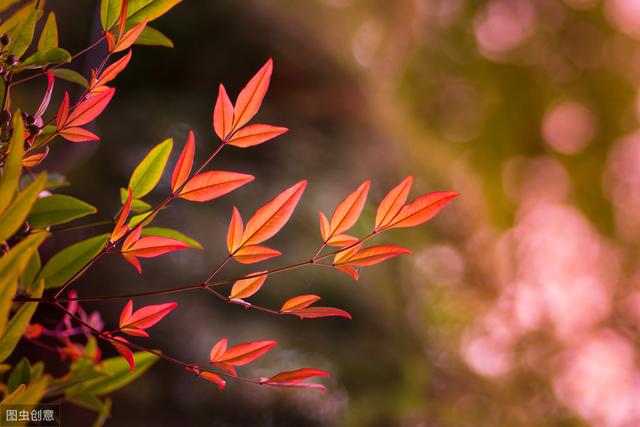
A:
21 250 41 293
128 210 158 228
1 375 49 405
67 351 158 396
0 2 35 36
128 138 173 199
39 234 108 290
0 275 17 335
119 188 151 212
0 232 47 280
6 357 30 396
91 397 112 427
7 9 38 58
37 12 58 50
0 279 43 363
0 173 47 243
20 47 70 68
68 392 107 412
135 26 173 47
28 194 97 228
142 227 203 249
30 361 44 380
0 114 25 216
100 0 122 31
51 68 89 88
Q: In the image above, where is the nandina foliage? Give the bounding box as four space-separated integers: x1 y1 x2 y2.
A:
0 0 458 422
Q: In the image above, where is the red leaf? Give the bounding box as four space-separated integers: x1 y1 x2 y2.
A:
178 171 254 202
110 188 133 242
122 236 190 258
199 370 226 390
104 31 115 51
241 180 307 247
280 295 321 312
58 127 100 142
232 59 273 131
119 300 177 336
385 191 459 230
334 244 411 267
55 92 69 128
328 180 369 237
233 245 281 264
326 234 359 248
113 21 147 53
116 0 128 40
286 307 352 320
227 124 288 148
263 368 330 384
110 336 135 372
95 50 132 88
35 71 54 118
65 88 115 127
229 272 268 299
171 130 195 192
213 84 234 141
375 176 413 230
226 207 244 253
210 339 277 367
23 323 45 339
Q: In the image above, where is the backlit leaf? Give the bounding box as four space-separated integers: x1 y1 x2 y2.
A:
227 124 287 148
260 368 329 391
20 47 70 67
119 300 177 336
141 227 202 249
0 114 24 215
334 245 410 267
135 25 173 47
198 371 225 390
383 191 459 230
213 84 233 141
6 10 36 57
0 173 47 243
328 180 369 237
241 180 306 247
233 245 280 264
226 207 243 253
112 20 147 53
94 50 131 88
128 138 173 199
58 126 100 142
229 272 268 299
109 337 135 372
232 59 272 131
280 295 321 312
170 130 194 192
374 176 413 230
64 88 115 127
0 279 43 363
210 339 277 373
178 171 254 202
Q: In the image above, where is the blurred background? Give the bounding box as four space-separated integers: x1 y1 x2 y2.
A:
12 0 640 425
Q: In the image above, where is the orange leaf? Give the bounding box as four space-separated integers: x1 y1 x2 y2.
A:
55 92 69 128
326 233 359 248
232 59 273 131
113 21 147 53
178 171 254 202
59 126 100 142
227 124 288 148
116 0 128 40
229 272 268 299
110 188 133 242
280 294 321 312
233 245 281 264
375 176 413 230
22 148 48 168
121 236 189 258
332 243 363 265
226 207 244 253
210 339 277 367
334 244 410 267
241 180 307 247
213 84 234 141
171 130 195 192
65 88 115 127
335 265 359 281
384 191 459 230
199 370 226 390
319 212 330 242
119 300 177 336
95 49 132 88
328 180 369 237
110 336 135 372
